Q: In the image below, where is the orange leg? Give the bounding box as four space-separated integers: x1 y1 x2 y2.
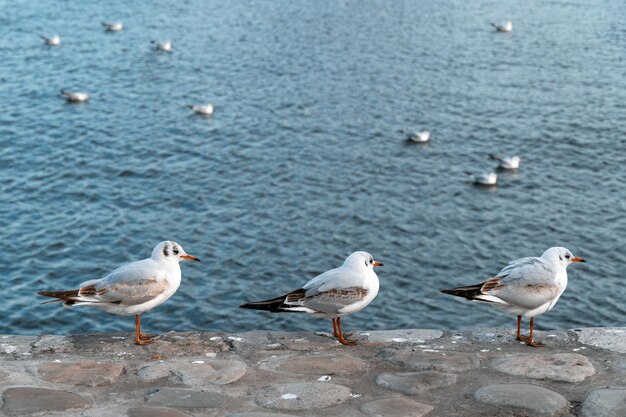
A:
134 314 155 345
334 317 356 346
332 318 339 337
526 317 545 347
516 315 530 342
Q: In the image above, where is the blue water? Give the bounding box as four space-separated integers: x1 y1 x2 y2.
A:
1 0 624 337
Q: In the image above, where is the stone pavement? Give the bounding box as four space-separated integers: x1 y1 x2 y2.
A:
1 327 625 417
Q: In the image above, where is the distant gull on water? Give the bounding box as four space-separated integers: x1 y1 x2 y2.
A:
489 154 521 170
40 35 61 46
152 40 172 52
102 22 123 32
61 90 90 102
186 103 214 116
466 171 497 186
491 21 513 32
407 131 430 143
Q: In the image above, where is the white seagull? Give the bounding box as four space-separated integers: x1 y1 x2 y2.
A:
102 22 123 32
240 251 382 345
151 40 172 52
407 131 430 143
441 247 585 347
38 241 199 345
61 90 90 103
466 171 497 186
491 21 513 32
489 154 521 170
40 35 61 46
186 103 214 116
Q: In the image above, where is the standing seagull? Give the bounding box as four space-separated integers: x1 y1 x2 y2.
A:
240 251 382 345
489 154 521 170
61 90 90 102
441 247 585 347
491 21 513 32
186 103 214 116
37 241 199 345
102 22 123 32
151 40 172 52
40 35 61 46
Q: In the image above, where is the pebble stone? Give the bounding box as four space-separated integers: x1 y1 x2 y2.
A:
381 349 480 372
365 329 443 344
128 406 193 417
138 359 246 386
492 353 595 382
228 413 300 417
581 388 626 417
2 387 91 414
32 334 73 353
577 328 626 353
360 397 434 417
253 383 351 410
475 384 569 415
375 371 458 395
39 361 125 386
145 388 225 409
275 354 368 375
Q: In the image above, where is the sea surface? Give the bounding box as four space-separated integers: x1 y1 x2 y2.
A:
1 0 624 337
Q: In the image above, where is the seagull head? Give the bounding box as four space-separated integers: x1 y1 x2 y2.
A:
343 251 383 271
541 247 585 268
152 241 199 263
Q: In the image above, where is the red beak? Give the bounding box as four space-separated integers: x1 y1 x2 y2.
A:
571 257 585 263
181 254 200 262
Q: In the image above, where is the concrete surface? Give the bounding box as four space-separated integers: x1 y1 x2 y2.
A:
0 327 625 417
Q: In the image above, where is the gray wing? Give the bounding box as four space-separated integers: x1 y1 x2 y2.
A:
489 257 559 309
299 267 368 313
84 259 168 306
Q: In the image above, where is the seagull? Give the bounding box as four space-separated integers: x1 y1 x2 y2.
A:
240 251 382 346
37 241 199 345
489 154 521 170
441 247 585 347
40 35 61 46
102 22 123 32
466 171 497 186
61 90 90 102
151 40 172 52
491 21 513 32
407 131 430 143
186 103 214 116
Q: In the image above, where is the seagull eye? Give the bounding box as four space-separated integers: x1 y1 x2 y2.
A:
173 248 179 255
565 254 570 259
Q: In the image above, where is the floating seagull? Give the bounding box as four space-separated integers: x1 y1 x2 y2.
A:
407 131 430 143
489 154 521 170
102 22 123 32
491 21 513 32
186 103 214 116
151 40 172 52
466 171 497 186
61 90 90 102
40 35 61 46
240 251 382 346
37 241 199 345
441 247 585 347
